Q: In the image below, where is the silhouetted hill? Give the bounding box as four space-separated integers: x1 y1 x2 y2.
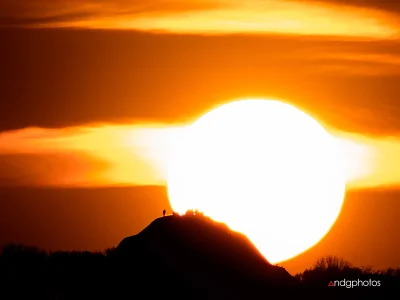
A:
115 212 294 297
1 212 399 299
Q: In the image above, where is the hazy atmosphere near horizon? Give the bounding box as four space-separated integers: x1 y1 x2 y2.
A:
1 0 400 277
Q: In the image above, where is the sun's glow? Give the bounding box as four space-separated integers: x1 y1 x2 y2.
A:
167 99 346 263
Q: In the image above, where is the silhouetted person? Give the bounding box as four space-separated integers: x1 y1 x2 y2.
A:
163 209 166 217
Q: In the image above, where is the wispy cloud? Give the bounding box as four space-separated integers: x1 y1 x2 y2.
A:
310 52 400 76
0 124 182 187
0 124 398 188
0 0 223 26
0 151 110 187
335 132 400 189
1 28 400 135
1 0 398 39
306 0 400 14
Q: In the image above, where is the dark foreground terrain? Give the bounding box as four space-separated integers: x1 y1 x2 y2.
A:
1 212 399 299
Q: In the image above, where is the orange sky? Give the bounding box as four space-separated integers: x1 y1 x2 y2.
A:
1 0 400 274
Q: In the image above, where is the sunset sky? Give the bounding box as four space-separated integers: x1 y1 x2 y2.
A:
1 0 400 274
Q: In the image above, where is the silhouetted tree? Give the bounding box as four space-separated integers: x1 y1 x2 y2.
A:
313 255 351 271
104 247 116 257
293 255 400 289
0 246 399 298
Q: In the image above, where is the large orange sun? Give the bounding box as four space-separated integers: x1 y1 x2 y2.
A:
167 99 346 264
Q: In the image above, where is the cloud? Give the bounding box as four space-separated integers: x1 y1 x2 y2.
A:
0 151 110 187
0 125 175 186
0 0 398 38
1 29 400 136
1 123 400 189
309 52 400 76
306 0 400 14
0 0 222 27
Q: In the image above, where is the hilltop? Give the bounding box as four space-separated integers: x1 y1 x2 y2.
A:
1 211 399 299
114 212 294 298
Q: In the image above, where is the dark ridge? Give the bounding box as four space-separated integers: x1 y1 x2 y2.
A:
116 213 292 279
114 212 295 298
1 212 399 299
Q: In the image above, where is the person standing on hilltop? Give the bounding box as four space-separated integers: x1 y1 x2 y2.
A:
163 209 166 217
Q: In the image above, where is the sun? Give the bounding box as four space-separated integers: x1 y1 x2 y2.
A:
167 99 346 264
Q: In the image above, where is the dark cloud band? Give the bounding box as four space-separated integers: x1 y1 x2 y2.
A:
1 29 400 137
